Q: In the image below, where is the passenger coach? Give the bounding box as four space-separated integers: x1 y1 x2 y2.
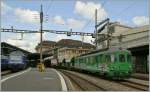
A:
72 48 133 79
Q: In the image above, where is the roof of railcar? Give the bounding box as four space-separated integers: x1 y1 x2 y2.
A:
76 47 130 59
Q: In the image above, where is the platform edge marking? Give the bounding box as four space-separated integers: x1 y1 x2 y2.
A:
52 69 67 91
1 68 31 83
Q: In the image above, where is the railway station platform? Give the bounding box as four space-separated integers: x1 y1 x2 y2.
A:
1 68 67 91
132 73 149 80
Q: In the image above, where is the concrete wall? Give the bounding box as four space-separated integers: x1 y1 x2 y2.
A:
97 24 149 49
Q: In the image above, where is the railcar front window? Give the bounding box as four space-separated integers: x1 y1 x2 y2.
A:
10 56 22 61
119 54 125 62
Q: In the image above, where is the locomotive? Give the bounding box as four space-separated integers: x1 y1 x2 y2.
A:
8 51 27 72
1 55 9 70
60 48 133 79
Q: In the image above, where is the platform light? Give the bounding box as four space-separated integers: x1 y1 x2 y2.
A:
67 29 72 36
67 32 71 36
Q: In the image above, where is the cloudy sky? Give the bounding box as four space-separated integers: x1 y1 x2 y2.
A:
1 0 149 52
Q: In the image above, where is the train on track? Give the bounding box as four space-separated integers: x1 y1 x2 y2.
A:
1 55 9 70
1 50 27 72
60 48 133 79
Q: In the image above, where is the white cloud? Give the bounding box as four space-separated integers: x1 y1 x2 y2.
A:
67 18 85 29
52 16 85 29
132 16 149 26
74 1 107 21
1 2 12 14
14 8 40 23
55 34 70 41
6 33 46 52
52 16 65 25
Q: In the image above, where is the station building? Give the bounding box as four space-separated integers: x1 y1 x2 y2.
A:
37 39 95 66
56 39 95 63
35 41 56 53
1 42 30 56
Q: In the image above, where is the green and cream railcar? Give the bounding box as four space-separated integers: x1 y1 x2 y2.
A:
74 48 133 79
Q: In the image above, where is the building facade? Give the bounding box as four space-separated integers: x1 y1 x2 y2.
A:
41 39 95 65
35 41 56 53
58 47 91 63
97 22 132 49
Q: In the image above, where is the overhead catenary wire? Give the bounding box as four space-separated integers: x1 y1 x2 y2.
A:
81 0 108 32
82 0 137 31
45 0 53 14
114 0 137 18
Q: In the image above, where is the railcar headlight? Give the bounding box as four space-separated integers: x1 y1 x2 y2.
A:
129 65 132 69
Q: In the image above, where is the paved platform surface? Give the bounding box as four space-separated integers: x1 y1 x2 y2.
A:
132 73 149 80
1 68 64 91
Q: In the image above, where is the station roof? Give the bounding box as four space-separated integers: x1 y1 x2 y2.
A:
1 42 31 55
27 53 52 60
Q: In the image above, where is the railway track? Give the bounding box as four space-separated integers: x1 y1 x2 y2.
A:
131 73 149 81
59 70 107 91
59 69 149 91
118 79 149 91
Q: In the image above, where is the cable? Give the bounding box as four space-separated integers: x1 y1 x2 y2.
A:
45 0 53 15
81 0 107 31
115 0 137 18
101 0 107 8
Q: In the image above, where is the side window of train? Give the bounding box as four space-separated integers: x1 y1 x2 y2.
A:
98 55 102 63
101 54 105 63
111 54 115 62
93 56 96 65
95 55 99 63
106 55 111 63
100 55 102 62
114 54 118 62
90 57 93 65
87 57 90 65
83 58 86 65
81 58 83 64
119 54 125 62
86 58 88 65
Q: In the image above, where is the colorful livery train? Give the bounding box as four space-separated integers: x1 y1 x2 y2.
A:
1 50 28 72
60 48 133 79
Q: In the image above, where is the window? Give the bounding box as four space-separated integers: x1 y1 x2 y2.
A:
119 54 125 62
98 55 102 62
114 55 118 62
10 55 22 61
95 56 98 62
88 57 91 65
111 55 115 62
106 55 111 63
